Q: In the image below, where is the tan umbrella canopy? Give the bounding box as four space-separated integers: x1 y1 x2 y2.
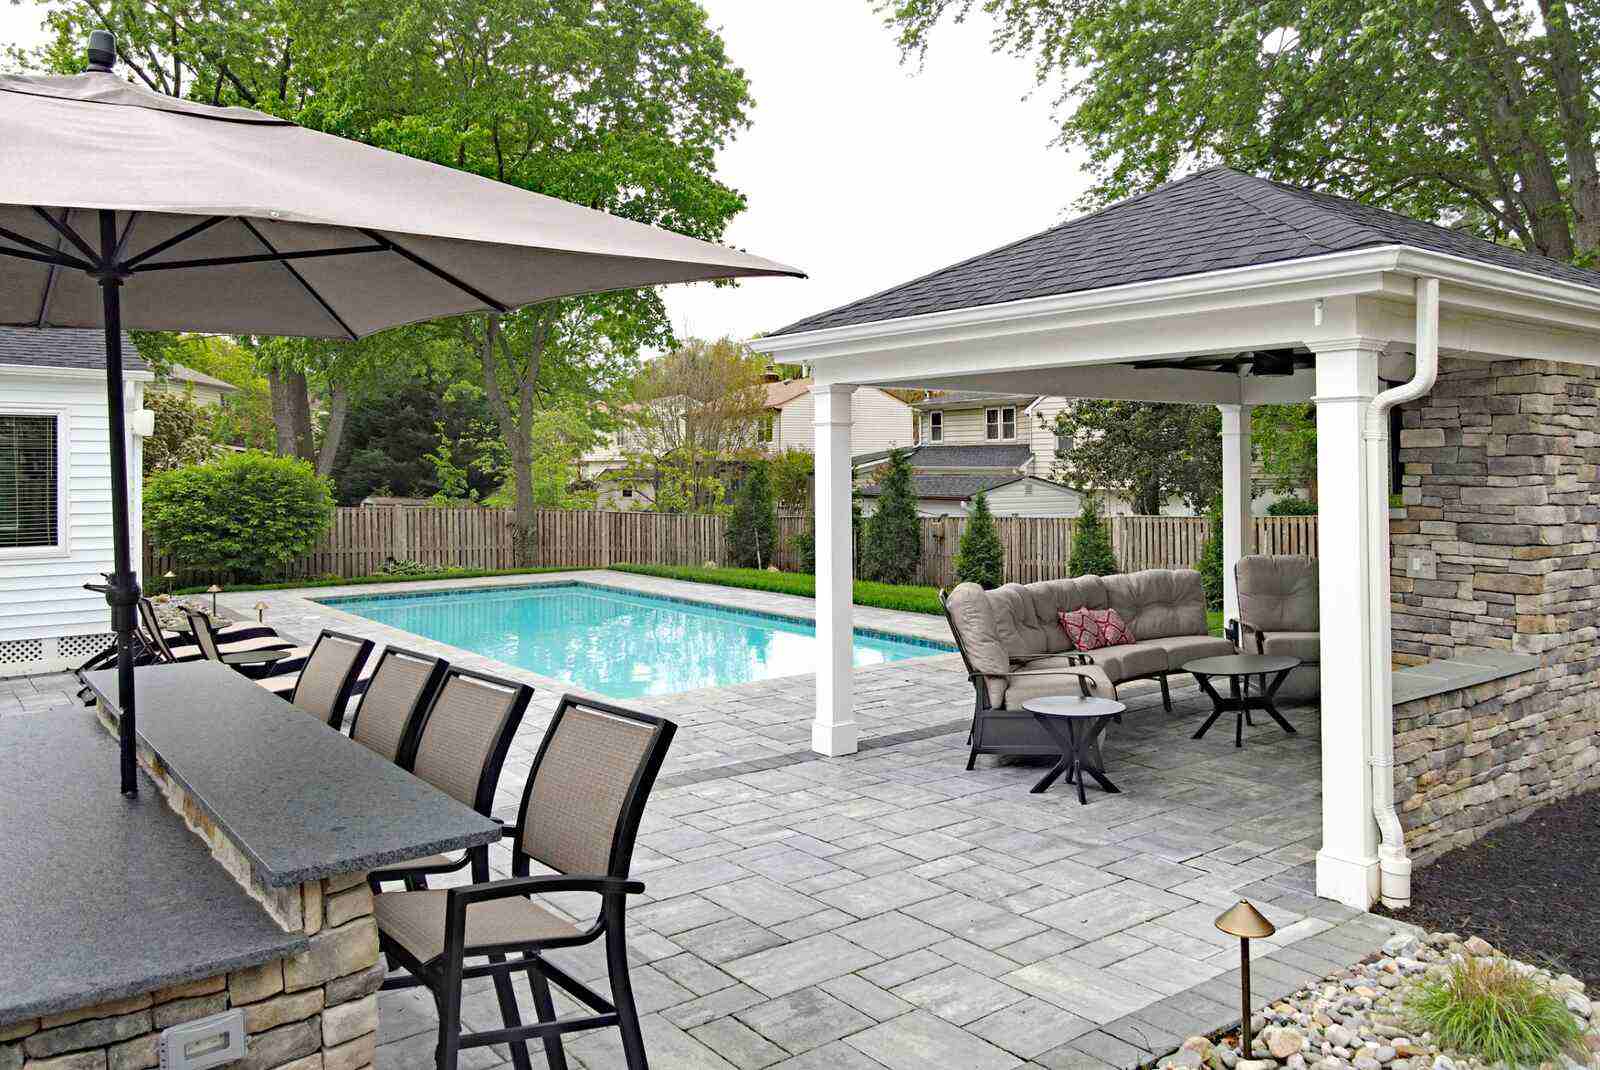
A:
0 32 802 794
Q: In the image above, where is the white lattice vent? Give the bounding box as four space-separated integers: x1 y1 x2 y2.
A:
58 633 115 661
0 639 45 671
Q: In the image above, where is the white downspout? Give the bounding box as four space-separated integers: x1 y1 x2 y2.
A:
1363 275 1439 909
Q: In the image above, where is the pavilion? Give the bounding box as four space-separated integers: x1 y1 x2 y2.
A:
755 167 1600 910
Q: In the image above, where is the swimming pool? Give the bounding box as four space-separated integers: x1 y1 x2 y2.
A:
319 582 951 699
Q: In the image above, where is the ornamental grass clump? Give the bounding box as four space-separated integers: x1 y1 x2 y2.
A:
1408 956 1583 1069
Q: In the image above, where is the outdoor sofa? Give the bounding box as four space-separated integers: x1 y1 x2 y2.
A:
1233 554 1320 701
942 569 1235 768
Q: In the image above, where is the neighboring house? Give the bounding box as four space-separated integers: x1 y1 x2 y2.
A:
758 378 914 456
150 362 238 407
581 377 916 509
0 327 153 676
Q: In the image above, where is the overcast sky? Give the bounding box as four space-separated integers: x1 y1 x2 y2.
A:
1 0 1094 341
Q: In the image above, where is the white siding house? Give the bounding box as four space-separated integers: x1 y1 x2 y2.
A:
767 380 914 456
0 328 151 676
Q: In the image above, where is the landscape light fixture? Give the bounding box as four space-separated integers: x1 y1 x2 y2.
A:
1214 900 1276 1060
207 585 222 616
254 601 269 623
162 570 175 595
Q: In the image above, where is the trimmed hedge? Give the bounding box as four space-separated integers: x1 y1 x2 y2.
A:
609 563 944 615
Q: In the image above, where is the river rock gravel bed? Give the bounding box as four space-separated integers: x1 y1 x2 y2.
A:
1155 933 1598 1070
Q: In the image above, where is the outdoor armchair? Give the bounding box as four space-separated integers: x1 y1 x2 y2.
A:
1232 554 1321 701
367 666 532 890
373 694 677 1070
346 645 451 765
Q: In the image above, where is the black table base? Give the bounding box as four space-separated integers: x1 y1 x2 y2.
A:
1192 669 1296 747
1029 712 1119 804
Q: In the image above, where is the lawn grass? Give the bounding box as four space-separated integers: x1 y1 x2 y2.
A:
611 564 1229 634
170 566 582 596
608 563 945 615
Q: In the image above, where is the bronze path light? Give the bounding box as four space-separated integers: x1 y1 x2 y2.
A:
1215 900 1276 1060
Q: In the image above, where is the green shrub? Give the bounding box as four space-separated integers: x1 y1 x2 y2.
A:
726 463 778 568
1267 495 1317 516
174 566 573 595
1408 956 1583 1069
145 451 334 581
378 557 430 576
1197 502 1225 611
1068 494 1118 576
610 563 944 615
861 449 922 585
955 493 1004 589
791 511 816 573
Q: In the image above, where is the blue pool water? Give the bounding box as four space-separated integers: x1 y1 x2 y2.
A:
320 582 950 699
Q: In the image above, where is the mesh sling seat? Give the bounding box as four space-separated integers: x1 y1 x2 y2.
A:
373 695 677 1070
143 598 296 663
367 667 531 888
252 629 376 726
181 605 309 680
346 645 451 765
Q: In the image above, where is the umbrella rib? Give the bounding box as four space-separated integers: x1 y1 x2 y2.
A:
130 244 388 272
359 229 510 313
121 215 229 269
0 224 94 271
33 207 101 266
238 218 360 341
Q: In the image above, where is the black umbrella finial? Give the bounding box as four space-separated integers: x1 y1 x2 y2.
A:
86 29 116 72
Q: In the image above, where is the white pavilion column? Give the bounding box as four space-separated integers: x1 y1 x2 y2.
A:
812 383 858 756
1217 404 1253 626
1312 341 1383 909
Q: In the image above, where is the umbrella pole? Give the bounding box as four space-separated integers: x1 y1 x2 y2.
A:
95 209 140 797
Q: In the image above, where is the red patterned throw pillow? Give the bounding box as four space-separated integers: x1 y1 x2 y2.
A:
1057 608 1135 650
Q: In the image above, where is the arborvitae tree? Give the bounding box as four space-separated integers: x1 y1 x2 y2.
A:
861 449 922 585
1198 500 1225 611
725 463 777 569
955 493 1005 589
1068 494 1119 577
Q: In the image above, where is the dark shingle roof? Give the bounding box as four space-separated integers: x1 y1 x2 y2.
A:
853 444 1033 470
858 472 1018 500
0 326 146 371
771 167 1600 336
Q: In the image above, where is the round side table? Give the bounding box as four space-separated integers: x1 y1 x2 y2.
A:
1020 695 1126 805
1182 654 1301 748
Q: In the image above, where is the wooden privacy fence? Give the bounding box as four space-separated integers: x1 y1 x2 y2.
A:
144 506 1318 587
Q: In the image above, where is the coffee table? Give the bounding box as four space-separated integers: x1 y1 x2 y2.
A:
1183 654 1300 747
1020 695 1126 804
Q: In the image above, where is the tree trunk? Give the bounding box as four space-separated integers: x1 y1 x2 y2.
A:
475 310 552 564
316 382 350 477
1537 0 1600 256
267 368 314 461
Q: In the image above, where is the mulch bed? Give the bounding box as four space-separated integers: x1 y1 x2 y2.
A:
1376 788 1599 989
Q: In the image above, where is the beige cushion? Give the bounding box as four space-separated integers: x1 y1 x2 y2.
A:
1001 657 1115 709
1081 640 1169 681
1158 635 1238 668
375 889 580 962
1238 555 1319 632
1262 631 1320 662
989 583 1055 659
945 583 1010 706
1022 577 1106 653
1102 570 1208 640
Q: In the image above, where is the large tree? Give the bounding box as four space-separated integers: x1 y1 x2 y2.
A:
24 0 755 542
617 337 770 514
881 0 1600 265
1053 401 1221 514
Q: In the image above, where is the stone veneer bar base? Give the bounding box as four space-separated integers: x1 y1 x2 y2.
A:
0 708 386 1070
1392 356 1600 864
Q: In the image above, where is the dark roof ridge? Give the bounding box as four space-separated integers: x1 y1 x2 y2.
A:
771 168 1231 337
1211 169 1356 254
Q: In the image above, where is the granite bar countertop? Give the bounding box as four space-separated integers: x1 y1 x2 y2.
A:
0 711 306 1027
83 662 500 887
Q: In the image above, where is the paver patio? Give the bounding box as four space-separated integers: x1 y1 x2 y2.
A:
10 573 1412 1069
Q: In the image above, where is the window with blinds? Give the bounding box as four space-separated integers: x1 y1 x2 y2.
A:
0 414 60 550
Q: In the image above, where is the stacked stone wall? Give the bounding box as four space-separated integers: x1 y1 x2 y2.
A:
0 874 380 1070
1391 356 1600 862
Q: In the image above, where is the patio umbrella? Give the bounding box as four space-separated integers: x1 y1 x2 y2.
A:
0 31 802 796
